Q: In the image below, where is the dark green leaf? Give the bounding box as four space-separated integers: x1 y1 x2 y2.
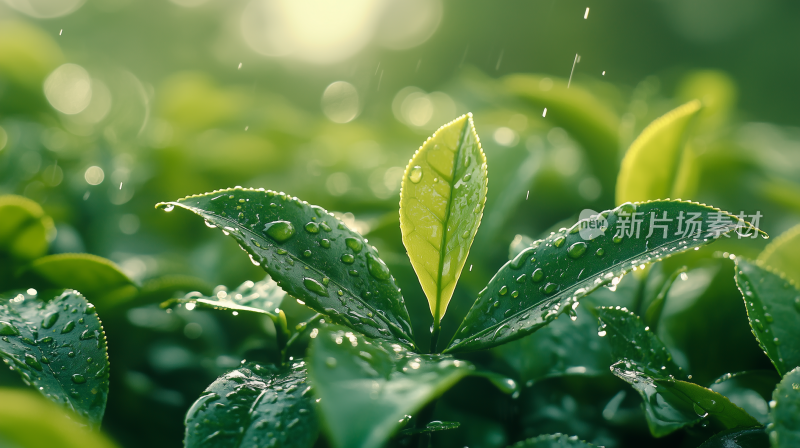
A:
493 303 611 383
308 325 473 448
163 277 287 318
157 188 415 348
506 433 596 447
21 254 138 308
616 100 702 204
446 200 756 353
697 428 769 448
398 421 460 436
600 308 760 436
0 389 119 448
734 258 800 376
0 289 110 427
185 361 318 448
399 114 488 328
767 366 800 447
757 223 800 295
710 371 779 425
0 195 54 262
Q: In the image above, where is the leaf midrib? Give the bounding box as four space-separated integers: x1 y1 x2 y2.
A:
432 121 471 327
181 204 412 345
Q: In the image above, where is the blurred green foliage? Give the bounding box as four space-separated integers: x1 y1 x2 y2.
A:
0 1 799 447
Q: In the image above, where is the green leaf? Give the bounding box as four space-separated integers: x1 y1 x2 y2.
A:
398 421 460 436
308 325 473 448
184 361 318 448
503 74 620 198
0 195 54 261
758 223 800 287
697 428 769 448
156 187 415 348
446 200 757 353
767 366 800 447
734 258 800 376
0 389 119 448
710 371 779 425
21 254 138 308
505 433 597 447
163 277 287 318
0 290 110 427
399 113 488 329
599 307 760 436
616 100 702 205
493 303 611 383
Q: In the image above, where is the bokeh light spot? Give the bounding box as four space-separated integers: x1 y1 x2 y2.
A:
321 81 359 124
44 63 93 115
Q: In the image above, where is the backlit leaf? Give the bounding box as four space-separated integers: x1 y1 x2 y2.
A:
0 289 110 427
697 428 769 448
616 100 702 205
184 361 318 448
157 188 415 349
399 114 488 329
767 366 800 448
0 195 54 261
757 223 800 287
446 200 759 353
163 277 287 319
734 258 800 377
308 325 473 448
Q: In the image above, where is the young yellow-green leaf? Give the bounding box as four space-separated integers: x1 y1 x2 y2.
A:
599 307 760 436
0 195 54 261
399 114 488 330
767 366 800 447
308 325 474 448
734 258 800 377
757 223 800 287
446 200 760 353
506 433 596 447
184 362 318 448
0 389 119 448
697 428 769 448
20 254 138 308
157 188 415 349
616 100 702 205
0 290 110 427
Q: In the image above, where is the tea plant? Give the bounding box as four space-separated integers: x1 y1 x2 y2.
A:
149 110 800 448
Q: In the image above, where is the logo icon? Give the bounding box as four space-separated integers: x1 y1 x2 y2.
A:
578 209 608 240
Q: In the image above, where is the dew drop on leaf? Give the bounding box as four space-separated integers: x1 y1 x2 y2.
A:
303 278 328 297
554 236 566 248
264 221 295 243
531 268 544 283
345 237 363 253
61 321 75 334
409 166 423 183
568 242 588 259
0 321 20 336
41 312 59 329
366 253 391 280
71 374 86 384
341 254 355 264
305 222 320 234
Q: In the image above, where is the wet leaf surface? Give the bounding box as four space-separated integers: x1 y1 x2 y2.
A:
767 366 800 447
506 432 597 447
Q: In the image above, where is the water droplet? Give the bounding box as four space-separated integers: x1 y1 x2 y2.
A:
61 321 75 334
276 248 288 255
511 291 519 298
85 304 96 314
71 374 86 384
304 222 319 234
598 330 607 337
320 222 332 232
341 254 355 264
264 221 295 242
693 403 708 418
499 286 508 296
79 329 96 340
24 354 43 371
41 312 59 329
0 321 20 336
596 248 605 257
554 236 566 248
493 301 500 308
516 274 526 283
325 357 337 368
543 283 558 295
618 202 636 215
320 239 331 248
567 242 587 259
303 250 312 258
613 235 623 244
345 237 363 253
409 166 423 183
158 204 175 212
461 230 470 239
462 173 472 182
531 268 544 282
366 254 391 280
765 313 774 323
303 278 328 297
349 269 359 276
510 247 536 270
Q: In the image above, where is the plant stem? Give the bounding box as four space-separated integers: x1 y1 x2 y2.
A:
412 400 438 448
429 321 441 354
280 313 322 364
